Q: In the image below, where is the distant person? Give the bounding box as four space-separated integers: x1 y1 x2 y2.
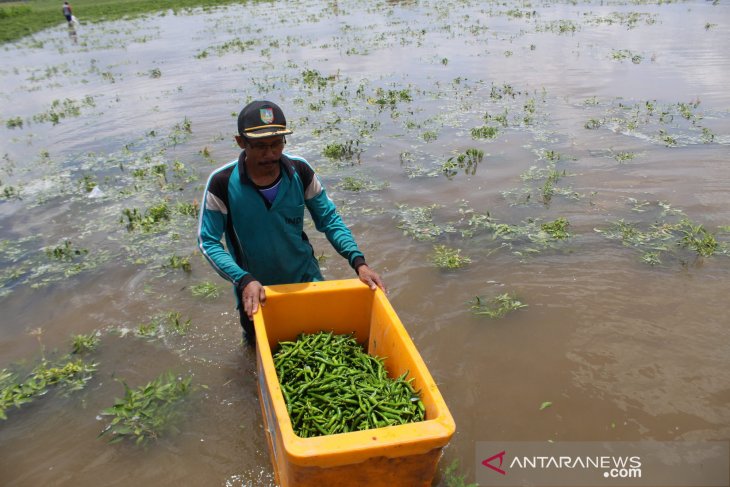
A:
198 100 386 345
62 2 73 25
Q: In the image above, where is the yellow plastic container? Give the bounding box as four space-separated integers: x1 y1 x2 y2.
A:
252 279 455 487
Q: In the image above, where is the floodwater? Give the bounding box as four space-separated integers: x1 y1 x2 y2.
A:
1 0 729 485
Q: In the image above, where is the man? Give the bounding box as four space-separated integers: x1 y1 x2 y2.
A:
198 100 386 344
62 2 73 24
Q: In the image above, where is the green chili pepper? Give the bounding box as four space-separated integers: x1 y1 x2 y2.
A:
273 332 425 437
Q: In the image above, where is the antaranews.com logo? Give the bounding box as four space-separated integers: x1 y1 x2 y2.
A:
482 449 642 479
475 441 729 487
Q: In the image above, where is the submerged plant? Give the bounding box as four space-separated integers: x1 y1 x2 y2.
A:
442 459 478 487
641 251 662 266
613 151 636 163
6 116 23 129
31 96 95 125
678 220 718 257
470 125 499 139
176 201 199 218
541 218 570 240
441 149 484 179
323 140 360 161
368 87 412 108
1 358 97 420
301 68 334 90
470 293 527 319
595 205 728 264
121 202 170 232
396 205 455 241
71 333 100 354
584 118 603 129
45 240 88 261
422 130 438 142
136 311 191 339
191 281 220 299
99 372 193 445
337 176 388 192
430 245 471 269
79 174 97 192
166 254 192 272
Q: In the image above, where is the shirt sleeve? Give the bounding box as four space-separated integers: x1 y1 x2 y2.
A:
197 178 249 286
303 172 366 269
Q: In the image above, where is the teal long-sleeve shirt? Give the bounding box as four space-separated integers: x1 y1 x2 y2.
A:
197 151 366 302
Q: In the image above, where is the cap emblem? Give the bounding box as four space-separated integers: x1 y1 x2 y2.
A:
260 108 274 124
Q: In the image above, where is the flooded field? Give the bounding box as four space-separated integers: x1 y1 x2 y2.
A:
1 0 729 485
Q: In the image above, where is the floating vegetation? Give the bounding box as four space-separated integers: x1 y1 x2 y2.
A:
135 311 191 340
508 160 577 207
79 174 98 192
611 49 643 64
440 149 484 179
1 357 97 420
680 221 719 257
6 116 23 129
168 117 193 146
191 281 220 299
595 201 729 264
613 151 637 163
442 459 478 487
586 98 715 147
469 293 527 319
99 371 193 445
399 151 440 179
301 68 336 90
456 208 573 257
201 37 258 57
430 245 471 269
471 125 499 139
368 87 412 109
322 140 361 162
121 202 171 232
31 96 95 125
536 19 578 34
337 176 388 192
166 254 192 272
0 235 110 294
585 118 603 129
45 240 89 261
541 218 570 240
71 333 100 354
1 120 205 291
396 204 455 241
585 11 657 29
1 185 21 200
422 130 438 142
176 201 199 218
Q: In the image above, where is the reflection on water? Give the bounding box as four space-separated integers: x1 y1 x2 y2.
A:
0 0 729 485
68 25 78 45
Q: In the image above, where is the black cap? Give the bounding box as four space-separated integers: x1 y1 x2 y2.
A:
237 100 293 139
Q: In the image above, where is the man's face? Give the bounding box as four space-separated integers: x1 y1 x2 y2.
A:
237 135 285 168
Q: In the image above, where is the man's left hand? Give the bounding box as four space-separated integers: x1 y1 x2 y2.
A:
357 264 387 293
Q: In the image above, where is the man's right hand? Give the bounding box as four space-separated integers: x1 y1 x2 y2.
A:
243 280 266 320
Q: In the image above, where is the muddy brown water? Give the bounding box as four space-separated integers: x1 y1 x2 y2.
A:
1 1 729 485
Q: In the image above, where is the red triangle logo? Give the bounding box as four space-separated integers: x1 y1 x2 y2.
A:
482 450 507 475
